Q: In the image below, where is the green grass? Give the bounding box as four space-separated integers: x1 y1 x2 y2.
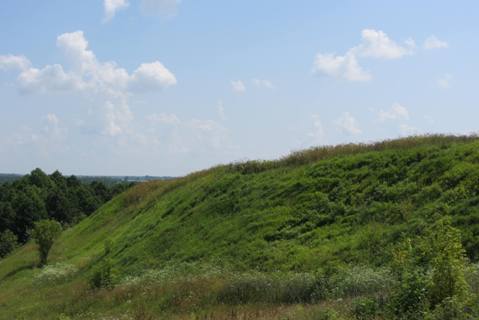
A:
2 135 479 319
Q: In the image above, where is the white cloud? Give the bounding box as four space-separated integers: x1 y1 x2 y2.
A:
140 0 181 17
252 78 274 89
57 31 96 69
437 74 452 89
424 36 448 49
56 31 130 91
231 80 246 93
104 0 129 22
335 112 362 135
313 29 414 82
378 103 409 122
0 31 177 137
18 64 83 93
0 55 30 71
130 61 177 91
314 52 371 82
358 29 414 59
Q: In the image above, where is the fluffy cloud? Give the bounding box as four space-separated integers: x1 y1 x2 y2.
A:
104 0 129 22
18 64 83 93
130 62 177 91
313 29 414 81
358 29 414 59
231 80 246 93
335 112 362 135
0 31 176 137
424 36 448 49
378 103 409 122
314 52 371 82
0 54 30 70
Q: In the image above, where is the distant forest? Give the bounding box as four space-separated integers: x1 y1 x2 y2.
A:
0 173 171 185
0 169 134 250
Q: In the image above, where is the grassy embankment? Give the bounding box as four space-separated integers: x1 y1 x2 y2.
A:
1 135 479 319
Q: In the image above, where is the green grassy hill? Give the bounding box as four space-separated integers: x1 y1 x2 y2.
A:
1 135 479 319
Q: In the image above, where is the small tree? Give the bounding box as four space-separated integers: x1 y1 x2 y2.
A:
30 219 62 267
427 218 470 306
0 230 18 258
388 217 473 319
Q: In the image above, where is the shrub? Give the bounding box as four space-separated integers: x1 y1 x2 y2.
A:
427 297 471 320
0 229 18 258
388 218 474 319
351 297 380 320
30 219 62 266
465 263 479 294
90 259 116 289
34 263 78 285
388 239 430 320
427 218 470 307
329 266 395 298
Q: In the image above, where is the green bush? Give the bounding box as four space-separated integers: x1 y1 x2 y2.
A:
0 229 18 258
388 269 430 320
329 266 395 298
90 259 116 289
427 297 471 320
388 218 474 319
30 219 62 266
351 297 380 320
34 263 78 285
427 218 470 307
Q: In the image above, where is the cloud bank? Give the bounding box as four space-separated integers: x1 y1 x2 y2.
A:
0 31 176 136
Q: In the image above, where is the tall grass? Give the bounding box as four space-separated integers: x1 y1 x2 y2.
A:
225 134 479 174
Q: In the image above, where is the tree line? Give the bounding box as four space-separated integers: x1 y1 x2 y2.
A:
0 168 132 258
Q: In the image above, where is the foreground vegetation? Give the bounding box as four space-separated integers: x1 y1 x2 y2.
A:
2 135 479 319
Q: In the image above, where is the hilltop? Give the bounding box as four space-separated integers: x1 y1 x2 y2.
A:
1 135 479 319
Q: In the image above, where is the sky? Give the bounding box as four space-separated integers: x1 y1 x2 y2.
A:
0 0 478 176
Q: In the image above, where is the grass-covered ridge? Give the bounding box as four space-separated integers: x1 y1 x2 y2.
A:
1 134 479 319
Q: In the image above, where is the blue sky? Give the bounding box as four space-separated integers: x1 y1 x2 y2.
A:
0 0 477 176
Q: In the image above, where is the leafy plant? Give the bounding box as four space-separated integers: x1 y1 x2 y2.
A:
0 229 17 258
30 219 62 266
90 258 116 289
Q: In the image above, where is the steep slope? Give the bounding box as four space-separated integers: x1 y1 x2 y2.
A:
1 135 479 318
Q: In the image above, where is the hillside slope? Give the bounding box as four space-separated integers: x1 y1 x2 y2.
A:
1 135 479 319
